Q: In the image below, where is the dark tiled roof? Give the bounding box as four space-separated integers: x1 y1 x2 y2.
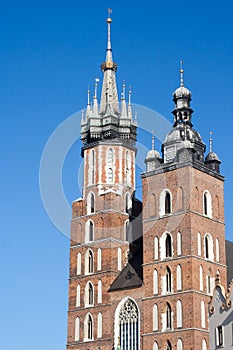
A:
226 240 233 283
109 239 143 292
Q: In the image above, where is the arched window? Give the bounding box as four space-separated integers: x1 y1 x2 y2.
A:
166 234 172 257
176 300 183 328
166 267 172 293
197 232 201 256
204 233 214 260
98 280 102 304
85 249 94 274
97 312 102 338
177 232 182 256
153 341 158 350
97 248 102 271
75 316 80 341
87 192 95 214
216 238 220 262
203 190 212 217
166 303 172 329
165 191 171 214
76 284 80 307
176 264 182 291
201 301 205 328
153 304 158 331
200 265 203 291
85 282 94 306
85 220 94 243
89 221 94 241
154 236 159 260
166 341 172 350
202 339 207 350
177 339 183 350
77 252 81 275
153 269 158 294
84 313 93 341
160 189 172 216
118 247 122 271
116 298 139 350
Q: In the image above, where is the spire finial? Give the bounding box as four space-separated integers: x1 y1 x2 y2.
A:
128 86 132 105
180 60 184 87
87 87 90 105
209 131 213 153
152 130 155 150
94 78 100 99
121 81 126 100
107 9 112 52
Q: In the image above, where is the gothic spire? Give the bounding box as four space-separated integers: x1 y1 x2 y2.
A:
99 10 119 115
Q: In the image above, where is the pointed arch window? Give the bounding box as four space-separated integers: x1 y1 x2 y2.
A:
97 312 102 338
176 300 183 328
203 190 212 217
85 282 94 306
117 299 139 350
166 341 172 350
85 220 94 243
216 238 220 262
126 150 131 185
77 252 81 275
202 339 207 350
154 236 159 260
84 314 93 341
204 233 213 260
198 232 202 256
165 191 171 214
107 148 114 165
200 265 203 291
98 280 102 304
153 269 158 294
118 247 122 271
201 301 206 328
165 234 172 257
177 339 183 350
153 341 158 350
166 303 172 329
75 316 80 341
166 267 172 293
85 249 94 274
207 270 211 294
87 192 95 214
177 232 182 256
76 284 80 307
153 304 158 331
176 264 182 291
97 248 102 271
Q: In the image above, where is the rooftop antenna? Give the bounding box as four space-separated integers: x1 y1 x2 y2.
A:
152 129 155 150
180 60 184 87
209 131 213 153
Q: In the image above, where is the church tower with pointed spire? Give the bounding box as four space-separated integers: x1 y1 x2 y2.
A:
66 13 228 350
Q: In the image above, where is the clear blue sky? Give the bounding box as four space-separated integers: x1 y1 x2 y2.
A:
1 1 233 349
